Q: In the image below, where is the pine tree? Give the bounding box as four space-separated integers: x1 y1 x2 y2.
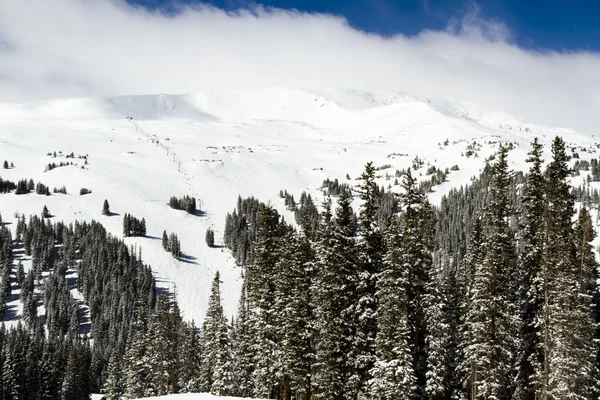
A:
103 348 124 400
399 168 436 398
200 272 234 395
61 344 90 400
354 162 383 396
514 138 546 400
463 146 516 399
230 282 255 397
276 230 315 399
102 200 110 216
162 230 169 251
42 205 50 218
177 321 202 392
206 228 215 247
2 160 7 169
369 216 416 399
124 305 154 398
246 204 282 399
541 137 597 399
313 190 358 399
147 295 180 395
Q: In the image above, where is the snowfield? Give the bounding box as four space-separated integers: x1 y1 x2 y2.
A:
0 87 597 325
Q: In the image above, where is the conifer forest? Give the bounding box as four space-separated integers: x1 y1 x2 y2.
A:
1 135 599 400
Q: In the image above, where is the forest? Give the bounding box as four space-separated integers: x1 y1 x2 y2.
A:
0 135 597 400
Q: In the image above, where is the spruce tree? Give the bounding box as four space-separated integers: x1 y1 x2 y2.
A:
541 137 597 399
369 216 416 399
246 204 282 399
276 230 315 399
102 200 110 216
355 162 383 396
200 272 233 395
514 138 546 400
230 282 255 397
463 146 516 399
313 190 358 399
399 168 436 397
103 348 124 400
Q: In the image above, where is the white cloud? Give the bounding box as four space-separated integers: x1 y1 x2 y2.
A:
0 0 599 134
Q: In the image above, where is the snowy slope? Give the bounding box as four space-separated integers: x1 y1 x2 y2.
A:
137 394 261 400
0 87 597 325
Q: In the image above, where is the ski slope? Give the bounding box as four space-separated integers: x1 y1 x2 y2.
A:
0 87 597 325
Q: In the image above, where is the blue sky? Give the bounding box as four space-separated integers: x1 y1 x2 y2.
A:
127 0 600 51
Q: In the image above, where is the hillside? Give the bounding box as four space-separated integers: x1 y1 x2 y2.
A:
0 87 596 325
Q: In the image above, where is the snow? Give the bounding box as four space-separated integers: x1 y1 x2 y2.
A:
137 394 262 400
0 87 598 325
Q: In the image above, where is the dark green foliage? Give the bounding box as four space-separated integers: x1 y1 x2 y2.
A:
2 160 7 169
205 228 215 247
223 196 265 265
169 195 197 214
123 213 146 237
102 199 110 215
42 205 50 218
0 177 17 193
294 191 320 239
79 188 91 195
321 177 352 197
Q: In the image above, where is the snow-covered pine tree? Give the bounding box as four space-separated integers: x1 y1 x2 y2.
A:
514 138 546 400
399 168 436 397
542 137 597 399
200 271 234 396
124 304 154 398
275 229 315 399
312 190 359 399
148 295 180 395
369 216 417 399
177 321 202 392
246 204 282 399
102 199 110 216
230 281 255 397
102 348 124 400
463 145 517 399
355 162 383 397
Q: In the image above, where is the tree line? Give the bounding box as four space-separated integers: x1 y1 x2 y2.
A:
211 136 600 399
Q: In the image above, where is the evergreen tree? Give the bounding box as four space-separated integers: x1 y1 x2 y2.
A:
200 272 234 395
463 146 516 399
177 321 202 392
246 204 282 399
354 162 383 396
542 137 597 399
230 282 255 398
313 190 358 399
369 216 416 399
514 138 546 400
399 168 436 398
205 228 215 248
102 200 110 216
102 348 124 400
276 230 315 399
162 230 169 251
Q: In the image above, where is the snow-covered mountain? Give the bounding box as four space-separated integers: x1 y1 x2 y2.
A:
0 87 596 324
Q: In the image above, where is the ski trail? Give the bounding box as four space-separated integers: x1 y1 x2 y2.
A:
127 118 202 206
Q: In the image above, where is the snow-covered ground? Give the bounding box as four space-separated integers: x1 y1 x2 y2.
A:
0 87 597 324
137 394 260 400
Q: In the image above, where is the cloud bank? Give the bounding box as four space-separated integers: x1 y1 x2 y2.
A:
1 0 599 134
